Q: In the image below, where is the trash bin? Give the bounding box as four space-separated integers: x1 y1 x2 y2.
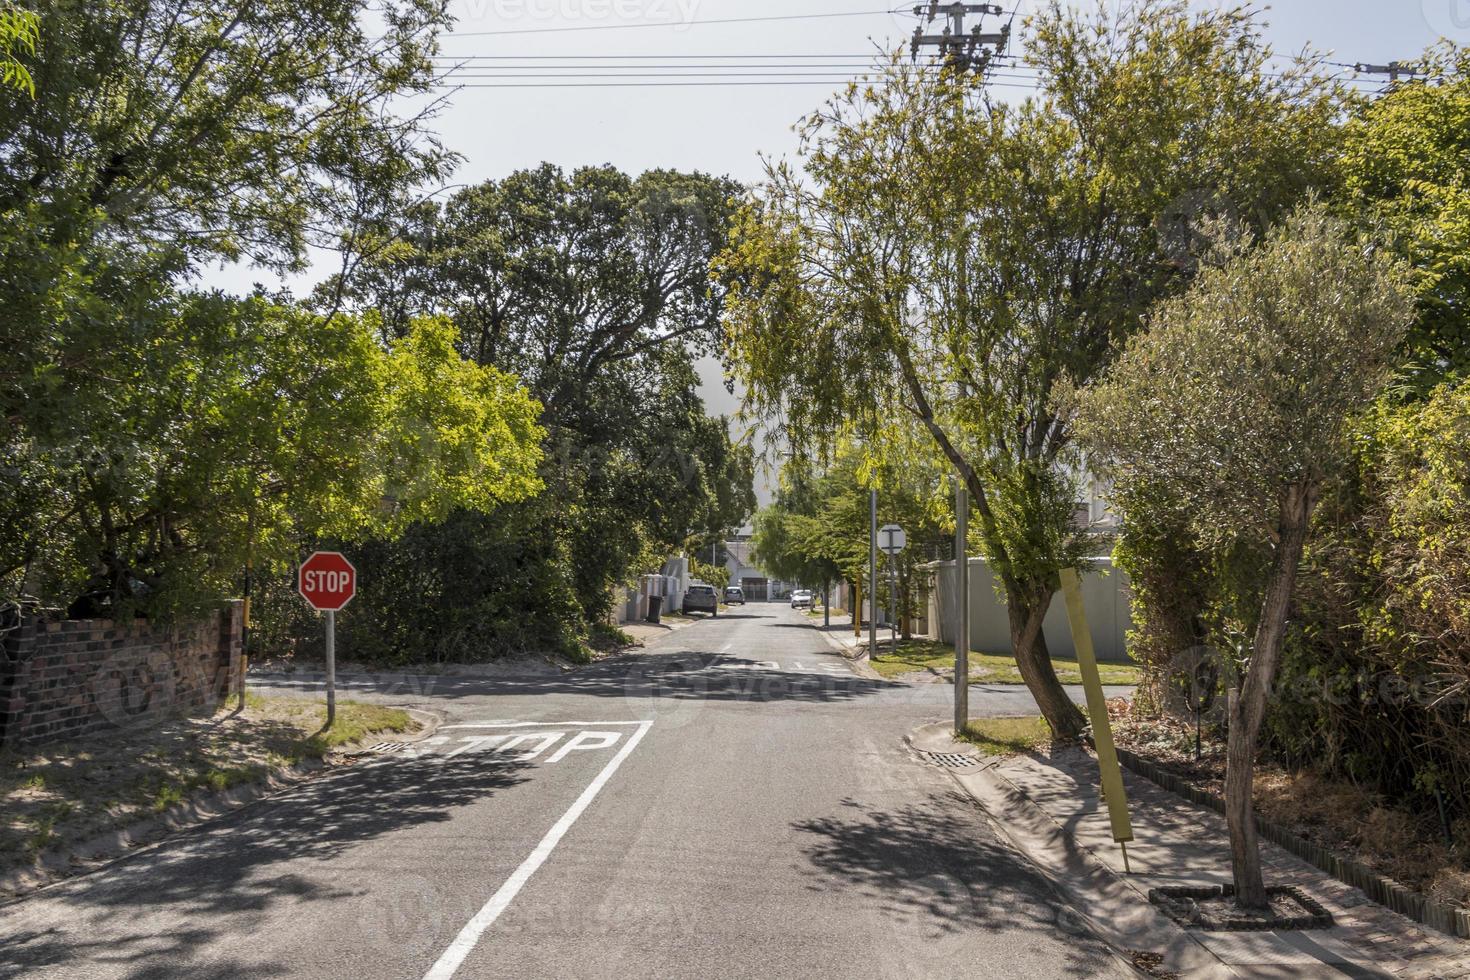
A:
646 594 663 624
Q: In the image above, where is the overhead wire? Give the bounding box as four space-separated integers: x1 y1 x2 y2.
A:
443 8 906 37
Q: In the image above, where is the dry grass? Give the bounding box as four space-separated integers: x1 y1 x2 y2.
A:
1111 701 1470 910
0 695 416 871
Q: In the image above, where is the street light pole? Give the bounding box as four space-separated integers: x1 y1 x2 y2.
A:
869 488 878 660
955 475 969 732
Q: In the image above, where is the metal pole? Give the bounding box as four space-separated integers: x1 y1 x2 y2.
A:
324 609 337 730
869 488 878 660
955 477 969 731
889 555 898 650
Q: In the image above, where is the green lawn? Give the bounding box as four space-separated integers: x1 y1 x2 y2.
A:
870 638 1141 686
957 716 1053 755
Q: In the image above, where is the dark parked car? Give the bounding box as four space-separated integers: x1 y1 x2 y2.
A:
724 586 745 605
683 583 719 616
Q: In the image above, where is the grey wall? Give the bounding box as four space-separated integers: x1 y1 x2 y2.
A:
929 556 1134 663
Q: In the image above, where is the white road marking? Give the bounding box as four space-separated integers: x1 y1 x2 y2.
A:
421 720 654 980
439 720 652 730
546 731 620 763
497 732 565 761
442 735 509 758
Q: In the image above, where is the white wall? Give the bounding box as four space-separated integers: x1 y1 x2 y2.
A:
929 556 1134 663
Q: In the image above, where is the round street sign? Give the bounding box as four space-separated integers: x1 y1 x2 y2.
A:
298 551 357 612
879 524 908 555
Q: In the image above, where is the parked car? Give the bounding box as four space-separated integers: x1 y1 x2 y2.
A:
683 583 719 616
724 586 745 605
790 589 813 610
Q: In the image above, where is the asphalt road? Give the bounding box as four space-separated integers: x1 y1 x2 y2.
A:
0 605 1133 979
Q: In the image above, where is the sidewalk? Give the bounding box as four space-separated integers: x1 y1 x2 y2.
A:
910 724 1470 979
615 613 705 647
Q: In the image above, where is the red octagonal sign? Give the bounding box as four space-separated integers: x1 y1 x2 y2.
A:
298 551 357 612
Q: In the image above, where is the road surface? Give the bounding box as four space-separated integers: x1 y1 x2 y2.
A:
0 605 1132 979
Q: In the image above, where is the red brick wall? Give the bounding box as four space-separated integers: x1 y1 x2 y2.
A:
0 602 243 747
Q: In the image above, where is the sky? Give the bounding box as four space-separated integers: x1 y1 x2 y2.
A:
207 0 1468 507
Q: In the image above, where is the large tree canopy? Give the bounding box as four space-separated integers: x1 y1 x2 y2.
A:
336 164 756 637
0 0 451 274
718 0 1343 738
1342 42 1470 387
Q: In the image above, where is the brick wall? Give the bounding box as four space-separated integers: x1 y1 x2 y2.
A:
0 601 244 748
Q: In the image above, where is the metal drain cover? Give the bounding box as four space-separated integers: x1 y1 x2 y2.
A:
923 751 982 770
367 741 409 754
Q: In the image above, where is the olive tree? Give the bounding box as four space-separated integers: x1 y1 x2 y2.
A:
1071 204 1415 909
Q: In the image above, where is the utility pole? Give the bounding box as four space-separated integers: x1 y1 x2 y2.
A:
954 471 969 731
1353 61 1422 85
911 2 1007 732
869 488 878 660
910 2 1010 74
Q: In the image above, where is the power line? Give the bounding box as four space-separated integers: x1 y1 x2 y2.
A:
442 9 902 38
427 79 1047 88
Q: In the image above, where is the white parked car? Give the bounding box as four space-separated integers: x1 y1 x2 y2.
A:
790 589 813 609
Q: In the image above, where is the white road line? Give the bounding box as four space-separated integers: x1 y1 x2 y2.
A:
421 720 654 980
439 720 652 730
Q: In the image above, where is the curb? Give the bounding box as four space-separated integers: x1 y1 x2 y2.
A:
1113 747 1470 942
913 726 1232 978
0 706 442 904
810 625 884 679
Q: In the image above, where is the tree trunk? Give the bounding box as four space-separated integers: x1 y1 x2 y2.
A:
1226 483 1314 910
1006 585 1087 740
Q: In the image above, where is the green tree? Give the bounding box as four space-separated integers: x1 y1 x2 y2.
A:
3 287 544 617
718 0 1341 738
1072 205 1414 909
338 164 755 637
1342 43 1470 387
0 4 37 95
0 0 450 275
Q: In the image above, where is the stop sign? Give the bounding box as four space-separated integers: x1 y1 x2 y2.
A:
298 551 357 611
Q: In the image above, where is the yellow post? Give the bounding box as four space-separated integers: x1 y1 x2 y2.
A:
1060 567 1134 855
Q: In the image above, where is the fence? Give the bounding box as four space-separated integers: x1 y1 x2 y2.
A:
927 556 1133 662
0 602 244 748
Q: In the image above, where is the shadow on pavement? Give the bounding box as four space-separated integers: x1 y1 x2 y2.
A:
254 649 908 707
792 791 1127 978
0 753 532 978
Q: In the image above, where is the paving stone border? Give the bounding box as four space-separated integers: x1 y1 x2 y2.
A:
1149 882 1335 932
1115 745 1470 940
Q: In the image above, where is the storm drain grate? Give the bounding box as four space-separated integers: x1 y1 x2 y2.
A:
922 751 982 770
367 742 409 754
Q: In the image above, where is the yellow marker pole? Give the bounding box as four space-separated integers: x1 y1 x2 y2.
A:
1059 567 1134 864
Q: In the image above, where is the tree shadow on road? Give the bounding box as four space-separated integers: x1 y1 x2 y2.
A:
0 753 532 978
791 791 1126 978
260 650 911 708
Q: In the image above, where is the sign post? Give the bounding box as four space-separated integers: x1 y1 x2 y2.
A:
1059 566 1135 870
297 551 357 729
878 525 907 651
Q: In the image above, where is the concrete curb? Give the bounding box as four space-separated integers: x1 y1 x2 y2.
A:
0 706 442 904
910 725 1232 978
810 625 884 679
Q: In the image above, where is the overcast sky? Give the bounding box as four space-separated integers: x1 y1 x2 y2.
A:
206 0 1467 506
